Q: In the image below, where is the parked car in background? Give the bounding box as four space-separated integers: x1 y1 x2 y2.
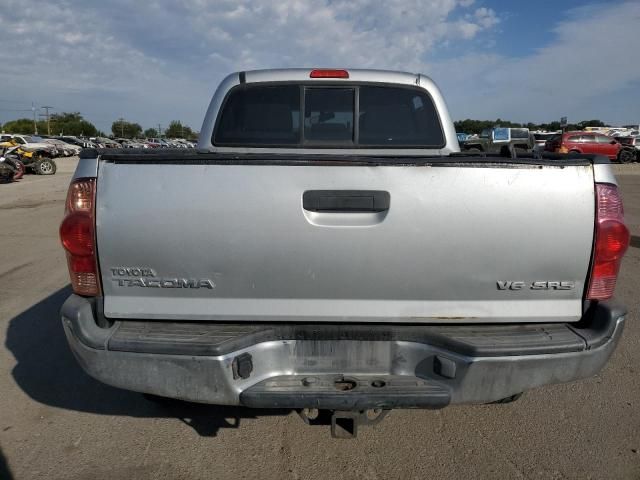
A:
170 139 197 148
460 127 534 154
544 132 635 163
0 144 25 182
43 138 82 156
0 136 57 174
116 138 142 148
55 136 94 149
173 139 196 148
115 139 148 149
607 128 632 138
92 137 121 148
167 138 187 148
146 138 173 148
456 133 469 142
0 134 59 157
616 137 640 161
532 131 560 152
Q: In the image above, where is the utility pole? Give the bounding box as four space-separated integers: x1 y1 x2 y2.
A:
32 102 38 134
41 106 53 135
157 123 162 138
181 123 184 139
118 117 124 137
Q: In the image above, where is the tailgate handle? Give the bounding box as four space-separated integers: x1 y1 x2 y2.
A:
303 190 390 213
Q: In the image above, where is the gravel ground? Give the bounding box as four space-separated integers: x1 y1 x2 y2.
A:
0 157 639 480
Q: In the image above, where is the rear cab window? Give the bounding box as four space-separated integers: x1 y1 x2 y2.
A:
213 83 445 148
359 86 443 146
304 88 354 145
215 85 300 145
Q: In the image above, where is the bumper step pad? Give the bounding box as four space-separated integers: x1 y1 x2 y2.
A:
240 374 450 410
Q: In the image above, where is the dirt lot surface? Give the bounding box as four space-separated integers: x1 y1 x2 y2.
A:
1 158 639 479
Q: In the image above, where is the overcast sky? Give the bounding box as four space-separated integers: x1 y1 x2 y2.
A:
0 0 638 133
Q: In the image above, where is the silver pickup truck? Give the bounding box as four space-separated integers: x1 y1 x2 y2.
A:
60 69 629 436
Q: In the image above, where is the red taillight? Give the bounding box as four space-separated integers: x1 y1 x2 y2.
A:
59 178 100 296
60 212 94 256
309 69 349 79
587 183 629 300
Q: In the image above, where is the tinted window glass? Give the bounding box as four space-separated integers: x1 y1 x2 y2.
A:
214 84 444 147
510 128 529 139
359 86 443 146
534 133 555 141
596 135 613 143
581 135 596 143
215 85 300 145
304 88 354 144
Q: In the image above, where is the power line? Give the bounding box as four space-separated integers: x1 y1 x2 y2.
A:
31 102 38 135
41 106 54 135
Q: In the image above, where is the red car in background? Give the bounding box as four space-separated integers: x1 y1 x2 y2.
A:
544 132 634 162
617 136 640 161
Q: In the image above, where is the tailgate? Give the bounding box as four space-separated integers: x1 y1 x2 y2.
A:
96 160 595 323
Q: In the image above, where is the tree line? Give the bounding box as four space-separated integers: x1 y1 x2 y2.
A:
0 114 198 140
2 113 610 139
454 119 607 135
112 119 197 140
1 113 100 137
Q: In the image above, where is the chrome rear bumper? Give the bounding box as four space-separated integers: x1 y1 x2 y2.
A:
62 295 625 408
